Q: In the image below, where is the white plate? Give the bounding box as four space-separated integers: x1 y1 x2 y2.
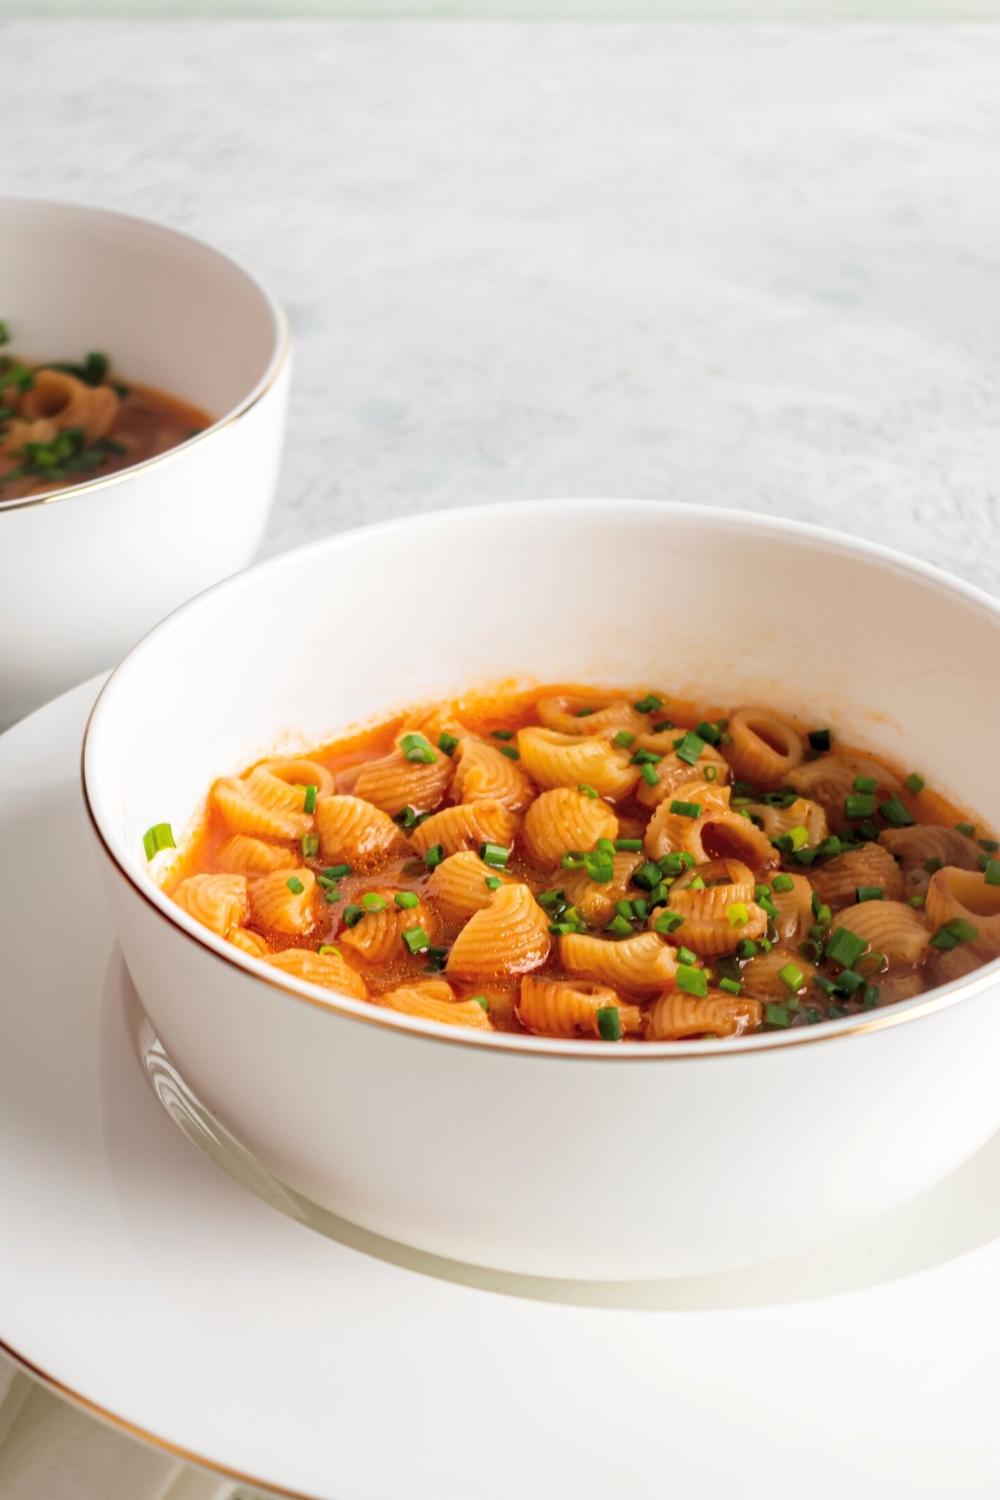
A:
3 678 1000 1500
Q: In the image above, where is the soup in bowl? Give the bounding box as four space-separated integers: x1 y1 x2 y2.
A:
83 501 1000 1279
0 198 289 723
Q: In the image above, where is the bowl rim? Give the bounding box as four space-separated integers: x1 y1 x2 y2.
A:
82 498 1000 1060
0 195 290 515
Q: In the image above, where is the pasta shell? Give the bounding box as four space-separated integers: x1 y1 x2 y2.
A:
925 868 1000 955
173 873 248 937
635 746 731 809
249 868 317 935
265 946 368 1000
658 867 768 956
216 834 297 875
744 797 828 845
877 972 926 1006
400 704 469 748
352 745 452 817
315 794 405 870
211 776 310 841
256 758 335 799
20 369 115 441
410 799 516 859
446 883 551 982
516 728 639 799
644 785 775 872
561 850 642 926
340 891 435 964
879 824 983 873
451 736 535 812
559 930 678 996
834 900 930 965
536 695 648 739
767 871 815 944
426 850 514 922
0 416 57 458
809 843 905 911
927 941 984 989
645 992 763 1040
669 858 756 909
378 981 493 1030
724 708 804 785
227 926 271 958
788 755 900 832
520 788 618 869
517 975 642 1038
741 946 818 1000
245 765 321 815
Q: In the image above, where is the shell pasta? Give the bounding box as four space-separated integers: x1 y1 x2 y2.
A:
157 685 1000 1043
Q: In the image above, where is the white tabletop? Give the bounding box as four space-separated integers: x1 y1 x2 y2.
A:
1 18 999 1500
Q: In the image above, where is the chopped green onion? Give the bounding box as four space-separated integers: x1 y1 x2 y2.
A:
735 938 759 959
360 892 386 912
480 842 509 869
423 945 449 971
142 822 175 860
606 914 634 938
583 849 615 883
807 729 831 752
402 925 431 954
764 1002 793 1028
653 909 684 935
856 885 884 902
675 963 708 998
438 732 459 756
301 833 319 859
614 899 635 920
726 901 750 928
930 918 980 950
615 838 643 852
984 860 1000 887
286 876 305 895
640 763 659 786
718 976 742 996
470 994 489 1011
779 962 805 993
676 945 697 966
924 857 944 874
674 731 706 766
394 891 419 909
499 746 520 761
799 939 822 963
322 863 352 880
835 968 865 997
634 694 662 713
575 707 597 718
423 843 444 870
536 889 565 909
630 748 662 765
400 732 438 764
853 775 878 793
845 793 876 820
577 782 599 799
484 875 502 891
772 873 794 893
652 718 675 733
669 799 701 819
342 903 364 927
612 730 635 749
779 825 809 852
303 784 318 814
862 983 880 1009
826 926 868 967
395 805 419 830
880 795 915 828
978 838 1000 853
318 944 340 956
695 720 721 746
490 729 515 741
596 1005 623 1041
904 773 925 794
955 821 976 838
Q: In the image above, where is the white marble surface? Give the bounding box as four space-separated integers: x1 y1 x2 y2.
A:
1 20 1000 1500
2 21 1000 595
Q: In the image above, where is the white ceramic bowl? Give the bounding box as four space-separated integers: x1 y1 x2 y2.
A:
0 198 290 725
83 501 1000 1281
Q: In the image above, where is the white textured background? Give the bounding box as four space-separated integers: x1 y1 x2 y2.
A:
2 22 1000 595
1 19 999 1499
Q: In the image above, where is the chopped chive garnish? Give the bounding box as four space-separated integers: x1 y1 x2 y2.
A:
438 732 459 755
669 799 701 819
484 874 502 890
612 730 636 749
930 918 980 950
735 938 758 959
318 944 340 956
862 983 880 1009
361 892 387 912
909 894 926 908
596 1005 623 1041
583 850 615 883
577 782 599 799
880 795 915 828
695 720 721 746
726 901 750 928
845 793 876 819
799 940 822 963
688 876 706 891
322 863 352 880
575 707 597 717
634 694 663 713
561 851 585 870
718 976 742 996
675 963 708 998
856 885 884 902
298 834 318 862
984 860 1000 887
470 994 490 1011
423 843 444 870
342 903 364 927
676 945 697 966
653 909 684 934
955 821 976 838
979 838 1000 853
142 822 175 860
674 731 705 767
807 729 831 752
286 876 305 895
606 914 634 938
924 857 944 874
303 784 318 814
779 825 809 852
499 746 520 760
614 899 634 919
424 945 449 971
853 776 878 794
835 967 865 997
632 861 662 890
615 838 643 852
630 748 662 765
826 926 867 967
659 851 695 874
779 962 805 993
536 889 564 909
764 1002 793 1028
490 729 515 741
402 925 431 954
652 718 674 733
772 873 794 893
394 891 420 909
904 773 925 794
400 732 437 764
480 842 510 869
640 763 659 786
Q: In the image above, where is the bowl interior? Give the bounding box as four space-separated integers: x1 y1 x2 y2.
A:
85 502 1000 893
0 199 282 418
